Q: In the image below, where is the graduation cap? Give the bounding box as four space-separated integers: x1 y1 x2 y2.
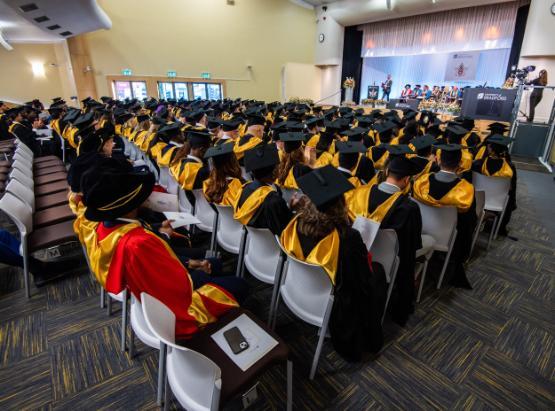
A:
356 115 375 127
81 97 93 104
48 106 64 115
205 142 235 165
247 114 266 126
136 114 150 123
387 156 420 177
435 143 462 164
151 116 166 126
206 116 221 129
186 130 212 148
336 141 366 154
385 144 414 157
244 143 280 172
343 127 368 142
297 165 354 211
5 106 23 117
100 96 112 103
445 125 468 143
158 122 182 141
305 116 324 128
188 109 206 123
73 112 95 130
221 119 242 132
280 132 306 153
487 122 509 135
411 134 436 152
454 116 475 131
374 121 396 136
403 111 417 121
486 134 513 147
339 106 353 115
63 109 80 123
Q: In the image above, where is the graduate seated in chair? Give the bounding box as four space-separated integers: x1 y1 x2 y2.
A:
348 156 422 325
233 144 292 236
413 144 476 289
280 166 385 360
409 134 440 180
203 143 245 207
471 135 516 237
275 132 313 189
80 162 248 339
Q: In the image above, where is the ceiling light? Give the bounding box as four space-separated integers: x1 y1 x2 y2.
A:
0 30 13 51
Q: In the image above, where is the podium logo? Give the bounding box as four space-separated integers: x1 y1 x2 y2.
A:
477 92 507 101
477 93 484 100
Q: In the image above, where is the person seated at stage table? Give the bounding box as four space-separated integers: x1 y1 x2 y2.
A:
203 142 245 207
80 162 247 339
471 135 516 236
409 134 440 179
422 85 433 99
275 132 312 189
280 165 385 360
234 144 292 235
413 85 423 98
401 84 413 99
348 156 422 325
413 144 476 289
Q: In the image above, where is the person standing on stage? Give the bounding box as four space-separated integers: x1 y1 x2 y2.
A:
528 69 548 122
382 74 393 101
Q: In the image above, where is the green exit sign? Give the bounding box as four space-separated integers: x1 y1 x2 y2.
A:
121 68 132 76
201 72 211 79
167 71 177 78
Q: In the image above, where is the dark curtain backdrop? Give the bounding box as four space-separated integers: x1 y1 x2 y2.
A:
506 4 530 79
341 26 363 103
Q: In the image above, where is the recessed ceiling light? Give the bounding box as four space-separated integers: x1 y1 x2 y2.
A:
60 31 73 36
34 16 50 23
47 24 61 30
19 3 38 12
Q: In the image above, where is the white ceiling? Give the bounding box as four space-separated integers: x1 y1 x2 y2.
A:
0 0 111 43
294 0 516 26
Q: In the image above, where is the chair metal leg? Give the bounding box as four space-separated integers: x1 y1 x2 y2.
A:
235 228 247 278
286 360 293 411
157 343 167 406
437 243 455 290
469 214 484 260
268 253 285 326
22 238 30 299
210 213 219 252
100 288 105 308
487 216 498 250
310 298 333 380
494 204 508 240
121 289 128 352
107 295 112 316
163 372 170 411
416 259 429 303
128 328 135 358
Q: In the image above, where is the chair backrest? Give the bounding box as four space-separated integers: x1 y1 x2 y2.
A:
475 190 486 218
10 168 34 188
352 217 381 250
413 198 457 249
193 189 216 232
13 150 32 165
6 180 34 212
244 227 282 283
15 141 33 157
177 187 193 212
12 160 33 179
277 241 333 325
472 172 510 212
214 205 243 253
141 292 221 411
158 167 170 188
370 229 399 283
0 192 33 235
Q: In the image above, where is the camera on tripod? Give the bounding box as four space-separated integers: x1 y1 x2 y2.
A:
510 65 536 81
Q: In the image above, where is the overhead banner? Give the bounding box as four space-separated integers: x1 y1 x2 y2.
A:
444 52 479 82
461 88 518 121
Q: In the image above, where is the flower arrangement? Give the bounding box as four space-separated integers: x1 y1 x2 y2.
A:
418 100 461 114
343 77 355 89
361 98 386 106
288 97 314 105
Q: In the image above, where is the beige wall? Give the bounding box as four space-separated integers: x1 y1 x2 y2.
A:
0 43 66 105
282 62 321 102
85 0 316 101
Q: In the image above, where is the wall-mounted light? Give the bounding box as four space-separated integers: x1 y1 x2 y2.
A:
31 61 45 77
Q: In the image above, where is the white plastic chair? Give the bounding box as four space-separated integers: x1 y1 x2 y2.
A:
469 190 486 258
274 243 333 380
141 292 293 411
412 199 458 291
177 187 193 213
0 192 33 297
12 160 33 179
213 204 247 275
10 168 34 188
369 229 400 323
159 167 170 189
13 151 32 166
472 172 510 246
6 179 35 212
193 189 217 233
128 294 165 405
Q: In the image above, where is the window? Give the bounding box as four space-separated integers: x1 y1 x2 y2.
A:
113 81 147 100
158 82 175 99
207 83 222 100
192 83 208 100
192 83 222 100
174 82 188 100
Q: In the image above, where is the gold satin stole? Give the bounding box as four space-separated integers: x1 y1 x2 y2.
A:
413 173 474 213
314 151 334 168
481 157 513 178
233 184 274 225
280 216 340 285
347 183 403 222
203 177 243 207
234 136 262 160
172 160 203 190
436 148 473 173
368 147 389 170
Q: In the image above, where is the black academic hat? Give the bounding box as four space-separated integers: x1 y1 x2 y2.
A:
343 127 368 142
281 132 306 153
78 124 115 155
151 116 166 126
100 96 112 103
297 165 354 211
115 112 133 124
221 119 242 132
73 112 95 130
436 143 462 164
305 116 323 128
187 130 211 148
81 97 93 104
62 109 80 123
158 122 182 141
205 142 235 159
48 106 64 115
403 111 417 121
356 115 374 127
387 156 420 177
411 134 436 151
487 121 509 130
83 164 155 222
5 106 23 117
454 116 475 131
339 106 353 115
385 144 414 157
136 114 150 123
189 109 206 123
374 121 396 135
336 141 366 154
206 116 221 129
445 125 468 142
247 114 266 127
244 143 280 172
486 135 513 147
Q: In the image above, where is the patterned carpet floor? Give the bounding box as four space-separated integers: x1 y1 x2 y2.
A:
0 174 554 410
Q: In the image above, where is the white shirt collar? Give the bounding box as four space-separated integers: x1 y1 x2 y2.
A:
337 166 353 175
187 154 202 163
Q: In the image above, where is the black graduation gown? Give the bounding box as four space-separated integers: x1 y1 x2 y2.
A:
411 156 440 175
12 121 40 155
0 114 10 141
427 175 477 286
355 156 376 184
236 181 292 236
297 227 386 360
369 186 422 325
471 156 517 234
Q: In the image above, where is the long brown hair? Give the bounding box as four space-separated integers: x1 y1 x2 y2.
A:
539 70 548 86
204 154 243 204
276 147 305 185
296 196 349 239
